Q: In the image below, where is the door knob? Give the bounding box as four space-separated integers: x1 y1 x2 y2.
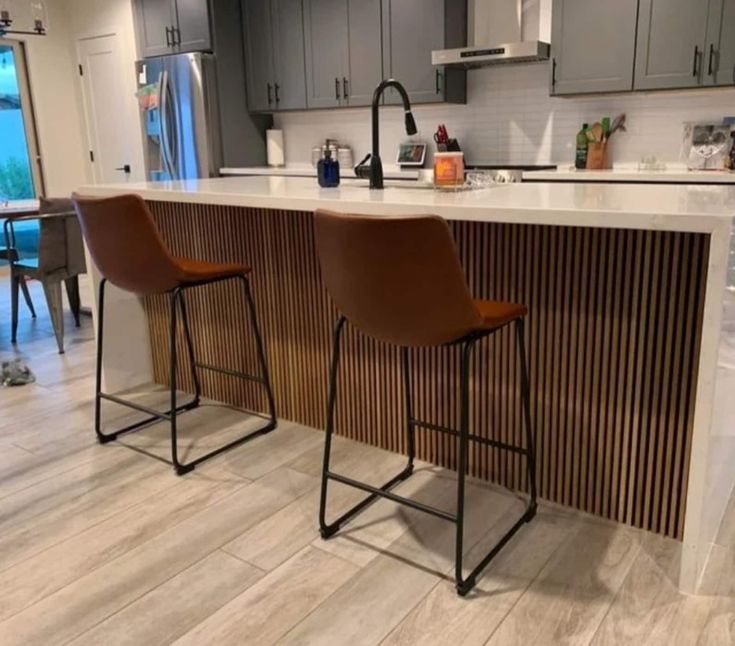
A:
115 164 131 174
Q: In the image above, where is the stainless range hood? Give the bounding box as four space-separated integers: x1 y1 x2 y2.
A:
432 0 550 68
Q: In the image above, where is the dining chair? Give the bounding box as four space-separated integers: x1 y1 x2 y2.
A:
5 197 87 353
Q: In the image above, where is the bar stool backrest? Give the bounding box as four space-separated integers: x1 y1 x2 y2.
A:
314 209 483 347
72 193 183 294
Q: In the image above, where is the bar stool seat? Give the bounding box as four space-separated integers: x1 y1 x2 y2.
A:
315 209 537 597
174 257 252 284
72 193 277 475
472 299 527 332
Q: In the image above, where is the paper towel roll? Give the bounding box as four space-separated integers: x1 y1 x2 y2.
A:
266 129 285 167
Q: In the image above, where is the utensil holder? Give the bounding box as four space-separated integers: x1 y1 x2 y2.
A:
586 142 609 170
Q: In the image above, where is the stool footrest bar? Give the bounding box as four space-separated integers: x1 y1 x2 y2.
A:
321 465 415 537
410 418 528 456
194 362 265 383
99 392 200 421
96 394 200 441
326 470 457 523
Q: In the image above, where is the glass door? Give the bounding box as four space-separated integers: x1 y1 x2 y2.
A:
0 38 43 204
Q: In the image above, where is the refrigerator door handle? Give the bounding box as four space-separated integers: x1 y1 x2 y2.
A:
158 70 178 179
158 69 175 178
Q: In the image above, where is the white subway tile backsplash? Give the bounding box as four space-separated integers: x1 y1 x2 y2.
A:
274 63 735 168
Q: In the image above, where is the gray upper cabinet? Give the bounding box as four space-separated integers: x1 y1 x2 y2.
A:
304 0 349 108
175 0 212 53
705 0 735 86
243 0 307 111
137 0 177 58
551 0 638 95
343 0 382 106
243 0 275 111
272 0 307 109
135 0 212 57
634 0 710 90
382 0 467 105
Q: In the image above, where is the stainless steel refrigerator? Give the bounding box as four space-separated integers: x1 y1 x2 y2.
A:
136 53 223 181
136 48 272 181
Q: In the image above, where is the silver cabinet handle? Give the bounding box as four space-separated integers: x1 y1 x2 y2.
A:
335 77 341 100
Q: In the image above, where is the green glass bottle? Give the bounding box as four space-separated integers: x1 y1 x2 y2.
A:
575 123 589 170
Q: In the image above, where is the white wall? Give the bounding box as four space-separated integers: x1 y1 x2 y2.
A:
65 0 145 182
20 0 89 196
8 0 143 197
274 63 735 169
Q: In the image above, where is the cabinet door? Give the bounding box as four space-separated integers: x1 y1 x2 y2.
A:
136 0 176 58
634 0 709 90
174 0 211 52
343 0 382 106
303 0 349 108
242 0 275 112
272 0 307 110
705 0 735 86
382 0 445 104
551 0 638 95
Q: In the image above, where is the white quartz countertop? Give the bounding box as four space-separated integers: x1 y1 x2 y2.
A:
523 167 735 184
78 175 735 233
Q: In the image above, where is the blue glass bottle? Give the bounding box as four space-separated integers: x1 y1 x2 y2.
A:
317 146 340 187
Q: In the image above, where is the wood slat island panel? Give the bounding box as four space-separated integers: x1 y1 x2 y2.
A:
144 201 709 538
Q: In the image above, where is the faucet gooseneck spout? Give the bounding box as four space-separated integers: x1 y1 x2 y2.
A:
369 79 417 189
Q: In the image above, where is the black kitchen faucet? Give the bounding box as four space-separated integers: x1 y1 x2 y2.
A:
360 79 417 189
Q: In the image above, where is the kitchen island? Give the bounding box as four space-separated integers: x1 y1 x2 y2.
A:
79 176 735 594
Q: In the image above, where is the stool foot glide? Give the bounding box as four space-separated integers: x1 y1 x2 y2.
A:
314 209 537 596
74 194 277 476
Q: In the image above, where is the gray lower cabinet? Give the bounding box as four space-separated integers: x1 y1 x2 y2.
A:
381 0 466 105
551 0 638 95
705 0 735 86
304 0 349 108
634 0 710 90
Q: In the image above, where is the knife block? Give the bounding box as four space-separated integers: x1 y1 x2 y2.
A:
586 142 609 170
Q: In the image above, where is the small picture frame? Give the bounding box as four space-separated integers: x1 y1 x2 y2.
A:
396 142 427 167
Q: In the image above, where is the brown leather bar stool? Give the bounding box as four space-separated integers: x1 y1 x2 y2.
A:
72 193 277 475
314 209 537 596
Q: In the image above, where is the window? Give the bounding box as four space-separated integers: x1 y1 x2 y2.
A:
0 39 43 204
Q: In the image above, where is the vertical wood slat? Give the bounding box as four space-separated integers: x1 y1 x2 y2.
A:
143 201 709 539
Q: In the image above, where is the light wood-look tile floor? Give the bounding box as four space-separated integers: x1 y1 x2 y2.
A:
1 271 734 645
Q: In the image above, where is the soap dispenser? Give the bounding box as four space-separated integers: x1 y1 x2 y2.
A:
317 141 340 187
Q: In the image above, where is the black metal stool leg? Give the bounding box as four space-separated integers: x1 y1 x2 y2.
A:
402 347 416 473
455 339 475 596
320 318 416 539
94 278 114 444
319 317 346 538
454 322 538 596
178 289 202 404
517 318 538 512
170 287 193 475
240 275 277 426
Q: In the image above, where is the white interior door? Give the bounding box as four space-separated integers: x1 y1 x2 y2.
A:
77 34 133 184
